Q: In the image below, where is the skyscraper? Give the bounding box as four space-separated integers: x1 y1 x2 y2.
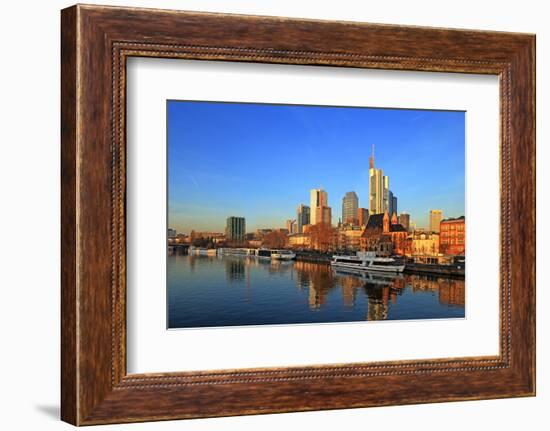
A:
392 194 398 217
286 219 297 234
383 175 390 213
388 190 394 216
296 204 310 233
315 206 332 226
342 191 359 225
399 213 410 231
369 145 386 214
226 216 246 242
358 208 369 226
429 210 443 233
310 188 329 225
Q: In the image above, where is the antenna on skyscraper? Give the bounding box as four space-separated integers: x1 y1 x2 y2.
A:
369 144 375 169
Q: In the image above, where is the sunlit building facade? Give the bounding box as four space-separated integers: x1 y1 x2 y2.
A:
358 207 369 227
369 145 390 215
296 204 310 233
439 216 465 255
286 219 297 234
399 213 410 231
408 231 440 256
226 216 246 242
342 191 359 225
369 145 385 214
338 226 363 251
310 188 328 225
315 205 332 226
383 176 390 213
429 209 443 233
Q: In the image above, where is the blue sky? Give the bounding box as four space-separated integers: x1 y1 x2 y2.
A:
168 100 465 233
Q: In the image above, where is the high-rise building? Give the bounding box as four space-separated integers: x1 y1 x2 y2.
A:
392 194 398 217
226 216 246 242
167 228 177 238
310 188 329 225
315 205 332 226
358 208 369 226
296 204 310 233
369 145 386 214
369 167 384 214
286 219 297 234
429 210 443 233
388 190 394 216
398 213 410 231
383 176 390 213
342 191 359 225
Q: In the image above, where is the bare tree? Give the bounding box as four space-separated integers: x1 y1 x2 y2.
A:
262 231 288 249
308 223 337 252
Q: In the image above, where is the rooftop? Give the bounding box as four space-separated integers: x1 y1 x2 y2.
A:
441 216 465 223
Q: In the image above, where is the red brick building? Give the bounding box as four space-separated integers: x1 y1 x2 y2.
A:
360 211 408 256
439 216 465 255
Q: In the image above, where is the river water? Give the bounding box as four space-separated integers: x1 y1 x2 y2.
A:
168 254 465 329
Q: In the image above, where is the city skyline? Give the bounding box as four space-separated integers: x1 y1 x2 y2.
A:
168 100 465 234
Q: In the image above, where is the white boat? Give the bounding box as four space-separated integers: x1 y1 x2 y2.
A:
330 251 405 273
189 246 217 256
270 250 296 261
219 247 255 256
254 249 273 259
217 248 296 261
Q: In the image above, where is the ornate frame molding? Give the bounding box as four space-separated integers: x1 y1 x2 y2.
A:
61 5 535 425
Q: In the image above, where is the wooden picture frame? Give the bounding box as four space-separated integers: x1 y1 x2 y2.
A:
61 4 535 425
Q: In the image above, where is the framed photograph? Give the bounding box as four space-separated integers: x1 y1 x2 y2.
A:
164 101 466 330
61 4 535 425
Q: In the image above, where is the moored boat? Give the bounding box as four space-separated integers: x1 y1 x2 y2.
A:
189 246 217 256
216 248 296 261
331 251 404 273
254 249 273 259
271 250 296 261
219 247 255 256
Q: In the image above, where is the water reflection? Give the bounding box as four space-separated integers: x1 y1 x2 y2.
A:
329 266 465 321
168 255 465 328
225 258 246 283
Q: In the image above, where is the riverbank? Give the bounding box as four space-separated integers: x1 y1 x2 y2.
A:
170 247 465 278
294 251 332 263
404 263 465 277
295 252 465 277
